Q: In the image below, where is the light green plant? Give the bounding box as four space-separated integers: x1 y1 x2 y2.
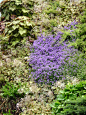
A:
1 82 25 100
0 0 36 21
0 16 35 49
50 80 86 115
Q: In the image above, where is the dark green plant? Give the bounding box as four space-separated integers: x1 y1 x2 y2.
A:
1 82 25 100
50 80 86 115
59 95 86 115
3 109 12 115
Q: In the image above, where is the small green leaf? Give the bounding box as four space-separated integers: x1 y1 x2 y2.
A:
57 94 64 101
11 40 19 46
12 25 19 30
15 0 22 5
55 101 61 105
22 8 28 13
59 90 65 94
19 27 27 35
5 14 10 20
12 20 20 25
26 21 32 27
9 6 16 11
50 104 56 108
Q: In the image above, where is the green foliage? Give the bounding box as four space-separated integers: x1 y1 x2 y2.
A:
3 109 12 115
41 0 85 35
50 80 86 115
1 82 25 100
43 1 61 16
44 19 58 33
0 0 36 21
0 16 35 48
60 8 86 56
69 9 86 54
61 96 86 115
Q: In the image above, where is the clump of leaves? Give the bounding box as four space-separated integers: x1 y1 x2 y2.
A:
1 82 25 100
44 1 61 16
60 95 86 115
50 80 86 115
43 19 58 34
61 8 86 55
0 16 35 49
0 81 26 114
40 0 85 35
70 8 86 54
0 0 36 21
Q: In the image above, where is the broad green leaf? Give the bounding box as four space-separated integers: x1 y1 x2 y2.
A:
55 101 61 106
26 21 32 26
8 30 13 34
2 36 9 41
17 16 29 20
21 38 26 44
5 14 10 20
12 25 19 30
50 104 56 108
22 8 28 13
9 6 16 11
19 27 27 35
5 28 9 34
19 22 25 26
15 0 22 5
59 90 65 94
12 20 20 25
57 94 64 101
11 40 19 46
13 33 19 37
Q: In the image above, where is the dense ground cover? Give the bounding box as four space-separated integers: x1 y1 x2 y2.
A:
0 0 86 114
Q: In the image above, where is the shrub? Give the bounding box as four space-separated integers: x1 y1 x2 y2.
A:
50 80 86 115
61 8 86 55
70 8 86 54
0 16 35 49
1 82 25 100
28 30 81 85
60 96 86 115
0 0 36 21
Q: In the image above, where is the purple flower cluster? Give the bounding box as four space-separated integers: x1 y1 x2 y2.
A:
28 29 79 85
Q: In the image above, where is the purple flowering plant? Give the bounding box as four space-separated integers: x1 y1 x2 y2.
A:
28 21 84 85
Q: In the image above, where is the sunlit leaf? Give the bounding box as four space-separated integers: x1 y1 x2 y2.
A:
19 27 27 35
